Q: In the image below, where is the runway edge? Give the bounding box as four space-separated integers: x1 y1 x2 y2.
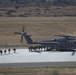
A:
0 62 76 68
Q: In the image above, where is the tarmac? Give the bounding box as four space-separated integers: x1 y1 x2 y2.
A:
0 48 76 68
0 62 76 68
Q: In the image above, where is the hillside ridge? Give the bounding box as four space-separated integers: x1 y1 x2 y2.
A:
0 0 76 7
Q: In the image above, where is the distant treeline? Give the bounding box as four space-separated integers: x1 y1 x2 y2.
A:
0 0 76 7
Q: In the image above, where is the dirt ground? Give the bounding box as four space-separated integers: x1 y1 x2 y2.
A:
0 67 76 75
0 17 76 47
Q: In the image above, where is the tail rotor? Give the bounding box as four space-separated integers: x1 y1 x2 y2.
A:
14 26 25 43
14 26 33 44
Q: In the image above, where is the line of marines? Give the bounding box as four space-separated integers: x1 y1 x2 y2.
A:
0 48 16 55
28 46 50 52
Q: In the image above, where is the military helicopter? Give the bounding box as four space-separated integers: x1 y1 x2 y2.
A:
15 27 76 55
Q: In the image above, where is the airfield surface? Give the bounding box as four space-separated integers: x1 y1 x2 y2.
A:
0 48 76 68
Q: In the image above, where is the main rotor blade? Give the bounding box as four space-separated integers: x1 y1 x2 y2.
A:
54 34 76 38
55 34 69 37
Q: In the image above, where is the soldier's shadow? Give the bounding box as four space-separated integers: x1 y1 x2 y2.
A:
0 54 4 56
0 52 18 56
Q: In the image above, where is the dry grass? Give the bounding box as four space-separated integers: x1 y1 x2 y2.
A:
0 67 76 75
0 17 76 47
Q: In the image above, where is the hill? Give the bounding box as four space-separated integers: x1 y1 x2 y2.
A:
0 0 76 7
0 0 75 17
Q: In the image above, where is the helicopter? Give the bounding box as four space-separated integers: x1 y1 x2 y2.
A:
15 27 76 55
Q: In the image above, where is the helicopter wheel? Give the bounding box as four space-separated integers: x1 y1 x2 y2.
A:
46 48 52 51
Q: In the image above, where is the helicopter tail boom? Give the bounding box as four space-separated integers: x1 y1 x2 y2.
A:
14 26 34 44
23 33 33 44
